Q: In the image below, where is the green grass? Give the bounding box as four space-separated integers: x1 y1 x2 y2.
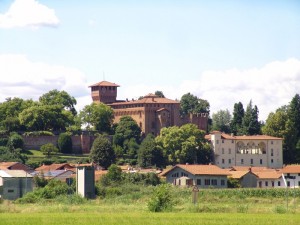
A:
0 213 299 225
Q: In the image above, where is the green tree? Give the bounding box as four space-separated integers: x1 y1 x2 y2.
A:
148 184 175 212
39 89 77 115
155 124 211 164
7 133 24 150
154 91 165 98
106 164 122 183
113 116 141 147
40 143 59 158
138 133 164 168
180 93 210 116
90 135 115 169
211 109 232 133
230 102 244 135
58 133 73 154
241 100 261 135
19 105 74 131
79 103 114 133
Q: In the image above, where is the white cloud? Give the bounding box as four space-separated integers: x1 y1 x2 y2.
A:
0 0 59 29
122 58 300 121
0 54 90 111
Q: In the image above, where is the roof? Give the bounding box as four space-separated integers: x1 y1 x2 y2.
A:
0 162 18 169
109 93 179 106
252 170 282 179
228 170 250 179
231 166 270 172
35 163 75 171
0 170 33 178
205 132 283 141
161 164 230 176
89 81 120 87
282 165 300 173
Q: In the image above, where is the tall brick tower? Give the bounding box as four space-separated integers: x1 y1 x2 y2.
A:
89 81 120 104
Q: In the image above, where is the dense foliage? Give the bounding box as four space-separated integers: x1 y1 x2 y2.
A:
58 132 73 154
180 93 210 115
40 143 59 157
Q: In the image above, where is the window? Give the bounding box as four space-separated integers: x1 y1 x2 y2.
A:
222 159 225 164
260 159 263 165
298 181 300 186
228 159 231 164
216 140 219 144
251 159 253 164
271 141 273 145
221 180 225 186
172 173 179 178
271 149 274 156
241 159 244 164
265 181 268 187
222 148 224 154
278 181 281 186
229 148 231 154
287 181 290 187
204 179 211 186
222 140 224 143
211 179 218 185
7 189 14 193
197 179 201 185
272 181 274 187
231 140 234 144
271 159 274 164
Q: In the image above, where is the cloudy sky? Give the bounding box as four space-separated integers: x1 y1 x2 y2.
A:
1 0 300 121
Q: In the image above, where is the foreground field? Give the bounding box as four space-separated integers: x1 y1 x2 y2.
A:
0 212 300 225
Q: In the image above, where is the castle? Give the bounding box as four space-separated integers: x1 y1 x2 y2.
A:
89 81 208 135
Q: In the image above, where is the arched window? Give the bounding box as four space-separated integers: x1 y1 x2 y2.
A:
258 142 266 154
237 141 245 154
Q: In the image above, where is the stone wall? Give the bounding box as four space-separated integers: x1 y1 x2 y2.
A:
23 135 99 154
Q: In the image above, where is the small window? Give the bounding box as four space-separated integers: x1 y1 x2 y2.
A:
222 148 224 154
204 179 211 186
197 179 201 185
271 141 273 145
241 159 244 164
265 181 268 187
278 181 281 186
222 140 224 143
228 148 231 154
272 181 274 187
222 159 225 164
287 181 290 187
298 181 300 187
216 140 219 144
211 179 218 185
271 149 274 156
221 180 225 186
271 159 274 164
8 189 14 193
251 159 253 164
260 159 263 165
231 140 234 144
228 159 231 164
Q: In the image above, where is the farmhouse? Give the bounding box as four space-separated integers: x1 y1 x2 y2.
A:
161 164 229 188
89 81 208 135
0 162 33 172
282 165 300 188
0 170 33 200
205 131 283 169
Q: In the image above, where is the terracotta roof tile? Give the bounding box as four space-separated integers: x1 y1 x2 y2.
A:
35 163 75 171
161 164 230 176
0 162 18 169
252 170 282 179
89 81 120 87
229 170 249 179
282 165 300 173
205 132 283 141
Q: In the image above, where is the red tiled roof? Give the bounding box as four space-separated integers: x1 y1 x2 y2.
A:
35 163 74 171
252 170 282 179
229 170 249 179
89 81 120 87
161 164 230 176
0 162 18 169
110 93 179 106
282 165 300 173
205 132 282 141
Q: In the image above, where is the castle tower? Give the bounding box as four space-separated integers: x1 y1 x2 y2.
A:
89 81 120 104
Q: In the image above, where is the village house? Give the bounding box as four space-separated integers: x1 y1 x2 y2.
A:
161 164 229 188
0 162 33 173
0 170 33 200
89 81 208 135
282 165 300 188
205 131 283 169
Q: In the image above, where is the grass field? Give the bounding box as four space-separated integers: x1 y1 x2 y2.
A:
0 212 300 225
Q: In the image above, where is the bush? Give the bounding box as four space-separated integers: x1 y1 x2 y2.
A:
7 133 24 150
148 184 175 212
58 133 72 154
23 131 54 136
0 137 8 146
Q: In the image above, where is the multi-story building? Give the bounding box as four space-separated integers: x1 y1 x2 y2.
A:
89 81 208 135
205 131 283 169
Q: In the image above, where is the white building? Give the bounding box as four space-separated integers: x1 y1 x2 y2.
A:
205 131 283 169
282 165 300 188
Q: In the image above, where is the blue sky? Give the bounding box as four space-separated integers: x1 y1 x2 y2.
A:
0 0 300 120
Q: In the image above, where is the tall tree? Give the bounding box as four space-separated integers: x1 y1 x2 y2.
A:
211 109 232 133
39 89 77 115
138 133 164 168
90 135 115 169
230 102 244 135
79 103 114 133
241 100 261 135
180 93 210 116
155 124 212 165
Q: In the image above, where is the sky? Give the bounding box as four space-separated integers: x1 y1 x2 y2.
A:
0 0 300 121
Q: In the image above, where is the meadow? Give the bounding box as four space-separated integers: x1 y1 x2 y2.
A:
1 187 300 225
